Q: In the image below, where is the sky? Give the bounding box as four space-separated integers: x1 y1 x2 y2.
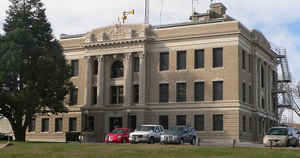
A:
0 0 300 121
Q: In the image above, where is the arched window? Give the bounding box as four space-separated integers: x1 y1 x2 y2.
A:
111 61 123 78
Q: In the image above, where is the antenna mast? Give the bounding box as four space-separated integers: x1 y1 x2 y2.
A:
145 0 149 24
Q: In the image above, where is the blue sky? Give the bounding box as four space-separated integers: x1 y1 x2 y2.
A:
0 0 300 121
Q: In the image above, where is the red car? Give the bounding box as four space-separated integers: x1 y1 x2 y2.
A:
105 128 131 143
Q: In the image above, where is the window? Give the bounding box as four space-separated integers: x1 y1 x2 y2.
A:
242 116 246 132
111 86 124 104
177 51 186 70
249 117 252 132
133 57 140 72
213 114 223 131
87 116 95 131
69 118 77 132
71 60 79 76
93 60 98 75
176 115 186 126
111 61 123 78
242 50 246 69
213 48 223 67
159 115 168 130
261 65 264 88
249 85 252 105
248 54 251 73
242 83 246 102
55 118 63 132
92 87 97 105
160 52 169 71
194 115 204 131
159 84 169 103
176 83 186 102
70 88 78 106
261 98 265 109
213 81 223 101
195 49 204 69
195 82 205 101
41 118 49 132
134 85 139 103
28 118 35 132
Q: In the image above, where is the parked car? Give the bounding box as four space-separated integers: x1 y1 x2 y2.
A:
105 128 131 143
129 125 164 144
160 126 197 145
263 126 299 147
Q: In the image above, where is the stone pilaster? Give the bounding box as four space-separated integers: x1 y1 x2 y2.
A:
139 53 146 105
125 53 133 106
84 56 92 106
97 55 105 105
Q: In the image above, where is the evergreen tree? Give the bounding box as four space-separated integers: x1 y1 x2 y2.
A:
0 0 73 141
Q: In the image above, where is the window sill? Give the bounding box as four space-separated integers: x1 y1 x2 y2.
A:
175 69 187 72
212 67 224 70
212 131 225 133
28 132 36 134
159 70 170 73
55 132 64 133
40 132 49 133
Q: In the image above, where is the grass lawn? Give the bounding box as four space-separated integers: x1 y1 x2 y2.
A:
0 142 300 158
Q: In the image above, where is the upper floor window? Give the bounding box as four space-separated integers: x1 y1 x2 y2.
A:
70 87 78 106
93 60 98 75
111 86 124 104
242 116 246 132
213 48 223 68
242 50 246 69
92 87 97 105
195 82 205 101
176 83 186 102
176 115 186 126
261 65 265 88
134 85 139 103
242 82 246 103
133 57 140 72
177 51 186 70
195 49 204 69
160 52 169 71
213 81 223 101
71 60 79 76
248 54 252 73
159 83 169 103
111 61 123 78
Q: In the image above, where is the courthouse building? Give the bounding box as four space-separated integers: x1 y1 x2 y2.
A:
26 3 279 142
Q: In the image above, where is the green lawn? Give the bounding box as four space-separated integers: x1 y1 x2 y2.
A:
0 142 300 158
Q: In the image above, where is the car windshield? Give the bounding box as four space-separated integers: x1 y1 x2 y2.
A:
167 127 184 134
111 129 126 134
136 126 155 132
266 128 288 136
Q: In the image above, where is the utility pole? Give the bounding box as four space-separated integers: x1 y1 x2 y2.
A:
145 0 149 24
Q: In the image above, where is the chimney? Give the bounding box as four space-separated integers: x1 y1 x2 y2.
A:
209 3 227 18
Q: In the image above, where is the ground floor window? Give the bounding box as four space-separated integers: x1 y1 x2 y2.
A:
55 118 63 132
213 114 223 131
28 118 36 132
69 118 77 132
84 115 95 131
194 115 204 131
41 118 49 132
176 115 186 126
159 115 168 130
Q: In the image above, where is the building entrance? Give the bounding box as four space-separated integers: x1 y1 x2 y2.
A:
109 117 123 132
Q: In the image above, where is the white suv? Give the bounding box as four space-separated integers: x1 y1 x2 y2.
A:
129 125 164 144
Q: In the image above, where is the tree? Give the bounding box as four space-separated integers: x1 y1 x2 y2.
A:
0 0 73 141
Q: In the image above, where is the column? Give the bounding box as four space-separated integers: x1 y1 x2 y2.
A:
84 56 92 106
125 53 133 106
139 53 146 105
97 55 105 105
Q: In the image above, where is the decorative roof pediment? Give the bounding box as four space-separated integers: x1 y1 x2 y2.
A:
84 24 150 47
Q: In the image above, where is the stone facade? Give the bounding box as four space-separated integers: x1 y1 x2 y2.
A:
26 3 279 143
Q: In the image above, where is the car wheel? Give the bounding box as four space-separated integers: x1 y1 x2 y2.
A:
148 137 154 144
190 137 196 145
